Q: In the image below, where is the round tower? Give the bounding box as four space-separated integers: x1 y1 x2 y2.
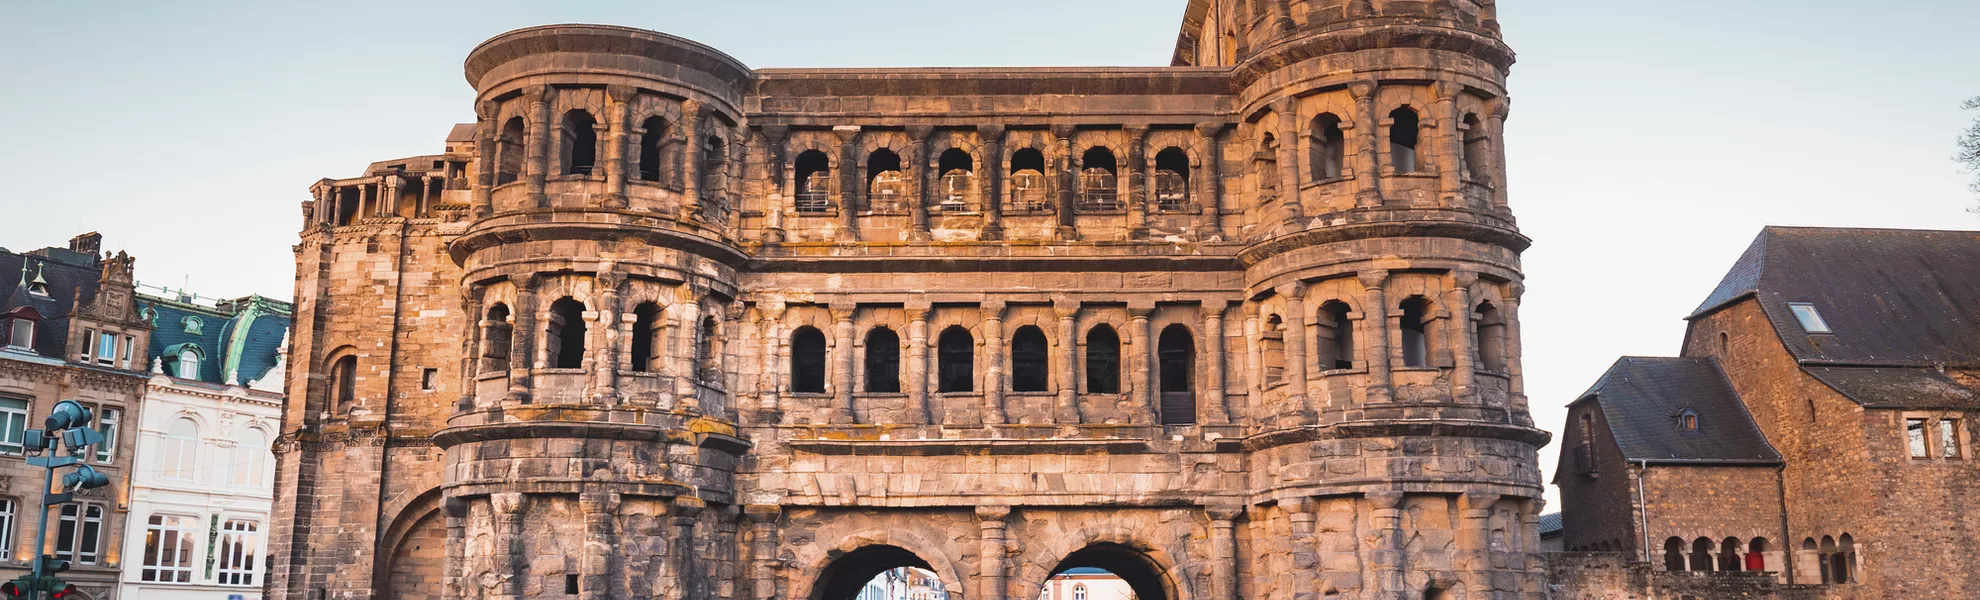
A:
439 25 753 599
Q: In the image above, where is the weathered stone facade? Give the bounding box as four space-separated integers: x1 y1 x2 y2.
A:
268 2 1550 600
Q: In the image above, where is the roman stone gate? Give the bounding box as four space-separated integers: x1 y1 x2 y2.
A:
266 2 1549 599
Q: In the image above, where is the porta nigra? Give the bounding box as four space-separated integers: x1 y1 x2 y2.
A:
267 1 1548 599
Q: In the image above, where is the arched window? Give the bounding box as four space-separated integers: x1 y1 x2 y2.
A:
1316 301 1355 371
701 135 728 203
1834 534 1855 584
937 327 974 393
1663 538 1687 572
1690 537 1715 572
1474 301 1507 372
231 427 269 488
1261 315 1287 386
1085 325 1121 394
176 347 202 380
938 148 976 213
1154 147 1190 211
1073 585 1087 600
1158 325 1196 425
1009 148 1050 212
546 297 587 370
1078 147 1120 210
1312 113 1346 180
1399 296 1432 368
794 150 832 214
1255 133 1280 199
1462 113 1489 181
163 418 200 480
865 149 906 212
629 303 661 373
637 116 669 182
560 110 598 176
1389 106 1421 173
1010 326 1050 393
697 316 719 382
480 303 513 373
864 328 901 394
791 327 827 394
1680 408 1700 432
329 355 358 414
497 117 526 185
1747 538 1770 573
1719 538 1744 571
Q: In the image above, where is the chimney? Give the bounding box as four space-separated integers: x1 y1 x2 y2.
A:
68 232 102 258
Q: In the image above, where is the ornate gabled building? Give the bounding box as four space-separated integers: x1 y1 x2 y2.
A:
270 2 1549 600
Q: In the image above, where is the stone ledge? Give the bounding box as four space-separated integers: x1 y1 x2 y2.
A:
786 437 1149 456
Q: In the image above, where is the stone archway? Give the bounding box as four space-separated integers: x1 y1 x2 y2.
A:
380 509 446 600
810 545 953 600
1045 543 1176 600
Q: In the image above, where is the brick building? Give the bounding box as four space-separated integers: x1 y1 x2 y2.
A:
268 2 1552 600
0 233 151 600
1555 226 1980 598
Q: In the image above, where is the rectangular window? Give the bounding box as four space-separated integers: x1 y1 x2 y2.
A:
55 503 103 565
92 407 119 463
216 519 261 586
79 329 96 362
140 513 199 583
1941 419 1962 459
0 398 27 455
1787 303 1832 334
1907 418 1929 458
421 368 439 391
121 335 134 369
96 331 115 365
6 319 31 350
0 498 15 554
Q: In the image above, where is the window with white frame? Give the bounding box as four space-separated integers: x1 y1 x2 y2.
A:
1907 418 1930 459
163 417 200 480
140 513 199 583
79 329 96 362
232 428 269 488
95 331 115 365
0 398 27 455
6 318 31 350
216 518 261 586
92 406 119 463
0 498 16 554
55 503 103 564
1787 302 1832 334
177 347 201 379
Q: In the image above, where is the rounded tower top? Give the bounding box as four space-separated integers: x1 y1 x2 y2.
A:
1174 0 1511 75
464 23 753 111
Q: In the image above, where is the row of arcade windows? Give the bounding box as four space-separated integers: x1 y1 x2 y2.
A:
1257 297 1508 387
493 113 729 192
1267 106 1493 187
473 299 720 378
793 147 1193 215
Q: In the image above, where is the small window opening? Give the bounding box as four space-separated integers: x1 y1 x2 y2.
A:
1907 418 1929 458
420 368 438 392
1399 296 1432 368
1787 303 1832 334
1085 326 1121 394
1154 147 1190 211
560 111 598 176
481 303 513 373
938 148 975 213
1690 538 1714 572
497 117 526 185
1462 113 1489 181
1317 301 1355 370
697 316 719 382
564 573 580 595
1720 538 1744 572
1255 134 1280 199
1747 538 1770 572
864 327 901 394
794 150 832 214
791 327 828 394
629 303 660 373
1389 106 1420 173
700 135 728 204
1474 301 1507 372
1312 113 1346 180
1078 147 1120 210
637 116 668 182
1940 418 1962 459
330 355 358 415
1261 315 1286 385
865 149 905 212
1158 325 1196 425
1663 538 1687 572
1009 148 1050 212
937 326 974 393
546 297 587 370
1680 409 1699 432
1010 326 1050 393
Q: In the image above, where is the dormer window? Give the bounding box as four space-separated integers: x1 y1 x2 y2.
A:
6 318 32 350
1679 409 1700 432
25 264 49 297
181 316 203 335
1787 302 1832 334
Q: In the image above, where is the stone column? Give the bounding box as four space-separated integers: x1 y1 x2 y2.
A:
982 301 1008 425
1274 100 1304 227
593 276 622 402
979 124 1006 240
1053 299 1081 424
417 176 433 217
743 505 782 600
1202 301 1230 423
1366 491 1407 598
579 493 621 600
1277 283 1314 422
491 493 527 600
357 183 375 220
507 275 540 403
1127 304 1156 424
830 303 857 423
906 303 932 423
976 506 1012 600
1349 81 1383 206
761 125 790 243
834 125 862 242
670 497 706 600
1434 82 1465 207
680 99 705 218
1271 0 1295 32
1194 123 1226 238
1359 271 1393 403
1503 284 1529 417
472 102 497 217
756 301 786 416
1207 505 1242 600
442 497 470 600
1052 124 1078 240
525 86 553 207
1449 271 1478 402
1486 98 1511 211
385 176 404 217
1242 303 1262 421
908 125 934 241
1287 498 1319 600
603 85 634 208
1125 124 1151 239
1458 492 1501 599
671 298 704 411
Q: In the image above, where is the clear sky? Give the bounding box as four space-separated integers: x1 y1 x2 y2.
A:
3 0 1977 507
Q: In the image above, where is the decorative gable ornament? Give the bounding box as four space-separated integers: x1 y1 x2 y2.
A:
183 315 203 334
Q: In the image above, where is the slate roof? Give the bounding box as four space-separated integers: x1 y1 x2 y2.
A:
1690 227 1980 406
138 294 292 386
1573 357 1782 464
0 247 101 358
1538 512 1563 537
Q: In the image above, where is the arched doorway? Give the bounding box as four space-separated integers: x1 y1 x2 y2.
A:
813 545 953 600
1041 543 1173 600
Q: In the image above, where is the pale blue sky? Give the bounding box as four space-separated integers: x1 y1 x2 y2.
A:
3 1 1977 504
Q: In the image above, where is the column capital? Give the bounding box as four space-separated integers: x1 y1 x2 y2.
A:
606 85 637 104
1432 81 1465 102
527 84 553 105
508 273 542 291
1507 282 1526 301
975 124 1007 140
1453 270 1480 288
757 299 788 321
578 492 623 515
1365 490 1406 510
1122 123 1151 140
1201 300 1230 319
1195 122 1232 138
759 123 790 145
1487 96 1512 120
673 495 707 518
832 125 863 143
829 303 857 322
981 300 1008 319
1461 491 1502 510
1050 123 1076 140
1206 504 1245 522
1357 270 1391 290
906 124 935 141
1052 296 1080 319
475 100 500 120
1274 281 1306 301
975 505 1012 523
491 492 526 515
906 307 932 323
743 504 783 524
1348 80 1378 99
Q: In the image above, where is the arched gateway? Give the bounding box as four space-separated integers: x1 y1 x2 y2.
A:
267 2 1549 599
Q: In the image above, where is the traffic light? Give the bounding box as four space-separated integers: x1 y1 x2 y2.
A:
61 466 109 493
43 401 91 432
1 576 29 598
